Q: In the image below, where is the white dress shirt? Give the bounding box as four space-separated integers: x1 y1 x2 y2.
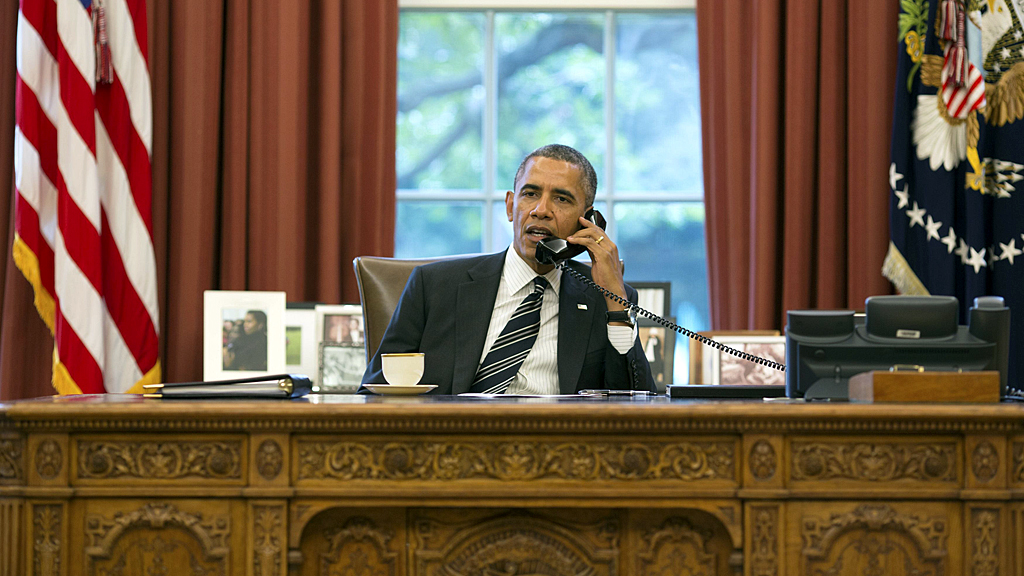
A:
477 246 634 395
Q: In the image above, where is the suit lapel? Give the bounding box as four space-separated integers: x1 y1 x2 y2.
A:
452 253 505 394
557 265 599 394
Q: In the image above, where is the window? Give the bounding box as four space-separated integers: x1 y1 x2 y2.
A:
396 1 706 382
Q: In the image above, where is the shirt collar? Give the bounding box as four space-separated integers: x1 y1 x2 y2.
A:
504 245 561 296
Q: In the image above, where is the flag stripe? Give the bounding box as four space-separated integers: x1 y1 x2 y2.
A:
12 123 59 248
95 78 153 236
103 0 152 153
95 122 159 328
20 0 58 60
53 229 104 362
14 194 56 296
124 0 147 62
16 11 60 125
56 0 95 93
100 211 158 369
54 308 104 394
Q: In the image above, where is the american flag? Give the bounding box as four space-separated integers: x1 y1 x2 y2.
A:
13 0 160 393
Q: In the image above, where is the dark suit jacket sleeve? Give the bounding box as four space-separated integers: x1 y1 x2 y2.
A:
361 267 427 384
600 284 657 393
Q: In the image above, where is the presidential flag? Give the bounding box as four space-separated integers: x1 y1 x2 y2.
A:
13 0 161 393
884 0 1024 387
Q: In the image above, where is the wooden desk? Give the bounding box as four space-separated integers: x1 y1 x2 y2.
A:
1 395 1023 575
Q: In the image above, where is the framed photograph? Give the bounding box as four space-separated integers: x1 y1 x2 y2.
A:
639 319 675 392
628 282 672 317
285 302 320 385
318 344 365 393
703 335 786 386
204 290 286 381
315 304 365 347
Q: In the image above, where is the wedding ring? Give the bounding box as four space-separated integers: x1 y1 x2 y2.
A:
595 236 605 245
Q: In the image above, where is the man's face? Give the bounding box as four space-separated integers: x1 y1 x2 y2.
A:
506 156 589 273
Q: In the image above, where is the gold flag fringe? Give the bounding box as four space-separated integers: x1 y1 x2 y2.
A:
882 241 931 296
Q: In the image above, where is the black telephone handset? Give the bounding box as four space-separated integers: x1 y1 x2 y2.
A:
536 209 786 374
535 208 607 265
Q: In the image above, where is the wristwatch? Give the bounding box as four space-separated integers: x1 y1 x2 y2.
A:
605 308 637 328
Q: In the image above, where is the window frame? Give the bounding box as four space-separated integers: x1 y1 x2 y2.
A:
397 4 702 253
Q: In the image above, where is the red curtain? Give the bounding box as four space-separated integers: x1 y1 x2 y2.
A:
697 0 898 330
0 0 397 399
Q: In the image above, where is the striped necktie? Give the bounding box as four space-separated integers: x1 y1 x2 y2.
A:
470 276 549 394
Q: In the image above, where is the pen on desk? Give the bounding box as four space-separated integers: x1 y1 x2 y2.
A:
578 389 654 397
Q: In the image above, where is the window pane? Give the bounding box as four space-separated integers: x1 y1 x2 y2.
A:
395 201 483 257
616 202 709 383
615 12 702 195
495 13 605 191
397 12 485 191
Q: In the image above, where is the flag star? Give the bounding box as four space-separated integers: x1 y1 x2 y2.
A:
988 246 999 267
1002 47 1012 59
924 215 943 241
905 201 926 228
940 228 957 253
955 239 970 263
895 184 910 209
999 238 1022 264
995 62 1002 72
966 247 987 273
1017 30 1024 40
889 163 903 191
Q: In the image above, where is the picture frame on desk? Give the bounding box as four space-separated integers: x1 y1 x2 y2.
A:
699 334 786 386
285 302 320 386
639 319 675 392
315 304 365 347
203 290 286 381
314 304 365 393
628 282 672 317
318 343 365 393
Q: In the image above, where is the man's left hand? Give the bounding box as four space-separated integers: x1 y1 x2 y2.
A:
567 216 628 312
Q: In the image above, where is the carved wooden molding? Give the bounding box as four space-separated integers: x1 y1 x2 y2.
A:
1012 442 1023 483
34 439 62 479
791 442 956 482
253 505 283 576
256 439 283 481
637 517 715 576
0 438 23 480
749 506 779 576
77 440 242 480
972 442 1000 483
802 504 947 561
298 440 735 482
84 502 230 560
971 509 999 576
435 517 606 576
749 440 777 481
321 517 397 576
33 504 61 576
8 414 1024 434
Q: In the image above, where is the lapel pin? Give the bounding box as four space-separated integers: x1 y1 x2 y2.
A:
577 303 588 310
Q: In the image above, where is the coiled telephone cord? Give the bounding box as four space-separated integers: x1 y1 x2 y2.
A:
557 262 787 372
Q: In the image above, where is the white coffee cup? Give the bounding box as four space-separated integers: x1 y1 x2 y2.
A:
381 353 425 386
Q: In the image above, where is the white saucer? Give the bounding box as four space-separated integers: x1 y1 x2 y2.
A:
365 384 437 395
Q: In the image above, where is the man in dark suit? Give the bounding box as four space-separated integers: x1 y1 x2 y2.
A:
362 144 656 394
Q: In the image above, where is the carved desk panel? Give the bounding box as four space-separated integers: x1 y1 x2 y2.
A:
1 395 1023 576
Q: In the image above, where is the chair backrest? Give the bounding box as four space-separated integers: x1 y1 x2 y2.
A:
353 254 478 362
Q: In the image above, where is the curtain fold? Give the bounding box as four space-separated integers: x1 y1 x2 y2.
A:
697 0 898 330
0 0 397 398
